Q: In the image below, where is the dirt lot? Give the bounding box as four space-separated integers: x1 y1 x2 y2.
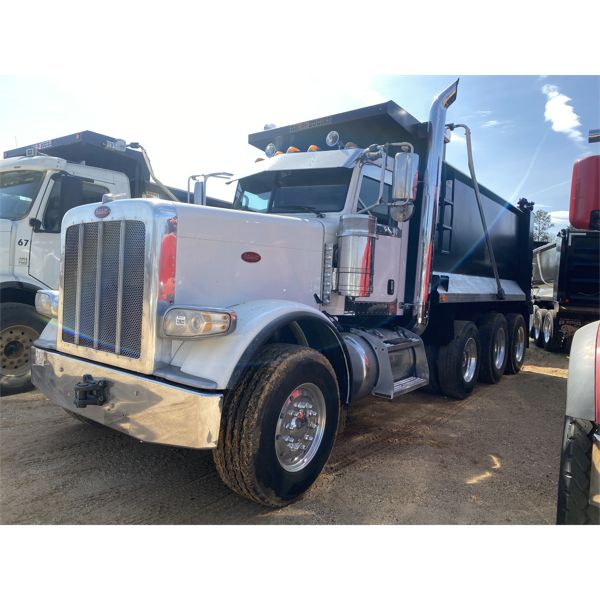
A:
0 346 568 524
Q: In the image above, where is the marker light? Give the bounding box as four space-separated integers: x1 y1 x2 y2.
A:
344 141 358 149
35 290 59 318
265 142 277 158
307 144 320 152
159 218 177 303
255 157 265 163
286 146 300 153
162 307 236 338
326 130 340 147
275 151 284 156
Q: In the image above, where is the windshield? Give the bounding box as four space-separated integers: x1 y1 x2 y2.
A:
0 170 46 220
233 168 351 214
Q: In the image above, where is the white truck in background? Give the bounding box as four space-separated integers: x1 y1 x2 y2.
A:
0 131 227 395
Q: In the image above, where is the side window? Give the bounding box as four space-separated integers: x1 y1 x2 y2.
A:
43 177 110 233
358 175 392 224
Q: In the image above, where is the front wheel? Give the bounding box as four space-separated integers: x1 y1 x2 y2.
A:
213 343 340 507
556 417 599 525
542 311 563 352
0 302 48 396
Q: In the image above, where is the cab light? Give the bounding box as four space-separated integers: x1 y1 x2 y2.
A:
35 290 59 318
265 142 277 157
275 151 284 156
325 130 340 147
162 307 237 338
287 146 300 153
307 145 320 152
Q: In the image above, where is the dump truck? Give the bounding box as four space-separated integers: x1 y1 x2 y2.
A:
531 154 600 352
0 131 228 394
31 80 534 506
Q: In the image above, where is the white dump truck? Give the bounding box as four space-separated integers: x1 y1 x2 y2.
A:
31 81 534 506
1 131 227 394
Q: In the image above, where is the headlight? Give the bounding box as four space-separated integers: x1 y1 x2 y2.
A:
162 307 236 338
35 290 59 318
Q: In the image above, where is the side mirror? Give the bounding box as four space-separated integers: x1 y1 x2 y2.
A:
392 150 420 202
192 181 205 205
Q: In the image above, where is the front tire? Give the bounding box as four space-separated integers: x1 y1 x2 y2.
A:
556 417 600 525
437 321 481 400
0 302 48 396
213 343 340 507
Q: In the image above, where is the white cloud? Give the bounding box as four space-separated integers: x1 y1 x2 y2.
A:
482 119 501 128
451 131 466 143
541 84 584 143
549 210 570 227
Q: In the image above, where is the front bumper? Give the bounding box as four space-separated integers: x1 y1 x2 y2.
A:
31 346 223 449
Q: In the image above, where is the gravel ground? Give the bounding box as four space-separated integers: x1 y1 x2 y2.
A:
0 345 568 524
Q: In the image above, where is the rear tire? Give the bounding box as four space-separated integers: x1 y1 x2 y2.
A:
213 343 339 507
542 310 563 352
478 312 508 384
437 321 480 400
0 302 48 396
505 313 526 374
556 417 600 525
533 308 547 348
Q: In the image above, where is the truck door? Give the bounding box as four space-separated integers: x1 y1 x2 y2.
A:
28 173 110 288
354 165 408 307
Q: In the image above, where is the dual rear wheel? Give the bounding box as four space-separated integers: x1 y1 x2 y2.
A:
429 312 526 400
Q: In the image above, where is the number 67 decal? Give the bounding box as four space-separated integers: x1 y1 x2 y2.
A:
17 239 30 246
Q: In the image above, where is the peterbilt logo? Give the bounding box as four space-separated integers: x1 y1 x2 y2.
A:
95 206 111 218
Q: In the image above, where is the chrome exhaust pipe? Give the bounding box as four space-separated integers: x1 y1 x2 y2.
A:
411 79 459 335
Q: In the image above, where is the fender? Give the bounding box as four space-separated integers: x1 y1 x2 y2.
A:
0 280 43 304
170 299 352 404
566 320 599 422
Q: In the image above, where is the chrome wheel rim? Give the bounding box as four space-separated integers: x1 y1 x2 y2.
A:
543 316 552 344
493 328 507 370
0 325 37 379
515 325 525 363
462 337 477 383
275 383 326 473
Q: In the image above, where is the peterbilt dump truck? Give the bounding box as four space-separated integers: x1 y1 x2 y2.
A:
531 154 600 352
31 81 534 507
0 131 227 394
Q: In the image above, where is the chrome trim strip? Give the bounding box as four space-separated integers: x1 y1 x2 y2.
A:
74 223 84 344
115 220 126 355
31 346 223 450
93 221 103 349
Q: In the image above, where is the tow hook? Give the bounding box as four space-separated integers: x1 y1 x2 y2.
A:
74 374 108 408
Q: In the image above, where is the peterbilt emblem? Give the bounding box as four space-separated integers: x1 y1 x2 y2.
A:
95 206 111 218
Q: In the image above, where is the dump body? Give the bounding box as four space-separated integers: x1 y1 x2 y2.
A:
533 229 600 312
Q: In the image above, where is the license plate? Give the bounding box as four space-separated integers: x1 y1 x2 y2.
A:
32 347 46 366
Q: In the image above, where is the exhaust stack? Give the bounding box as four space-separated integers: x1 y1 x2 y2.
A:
411 80 459 335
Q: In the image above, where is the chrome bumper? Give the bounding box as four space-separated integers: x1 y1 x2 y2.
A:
31 346 223 449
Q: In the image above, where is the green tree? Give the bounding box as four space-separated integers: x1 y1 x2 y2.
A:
533 209 553 242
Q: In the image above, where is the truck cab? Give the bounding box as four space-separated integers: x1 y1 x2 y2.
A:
1 131 186 394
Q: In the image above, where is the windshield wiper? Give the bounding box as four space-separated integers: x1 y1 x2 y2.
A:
275 205 325 218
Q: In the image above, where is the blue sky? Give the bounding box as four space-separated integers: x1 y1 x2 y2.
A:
1 74 596 234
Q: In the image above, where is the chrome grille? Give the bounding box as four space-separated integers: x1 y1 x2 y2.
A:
62 220 146 358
